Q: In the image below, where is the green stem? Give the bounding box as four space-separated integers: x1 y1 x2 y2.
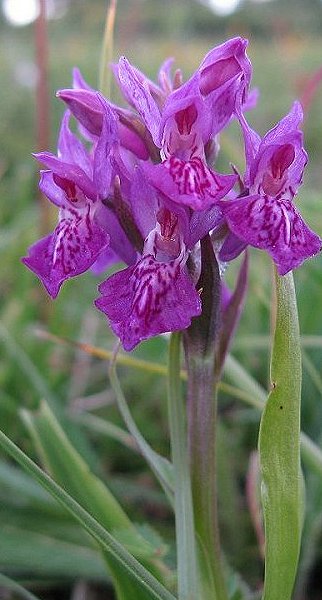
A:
168 333 199 600
185 353 228 600
183 236 228 600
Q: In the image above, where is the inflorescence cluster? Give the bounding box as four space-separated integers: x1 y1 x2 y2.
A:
23 38 321 350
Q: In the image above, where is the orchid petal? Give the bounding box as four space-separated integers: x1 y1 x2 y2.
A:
130 165 159 238
23 205 110 298
188 204 225 248
261 101 303 147
199 37 251 93
161 94 209 159
95 255 201 350
93 95 118 198
34 152 96 200
91 247 119 275
57 111 92 177
118 56 162 146
223 195 322 274
145 157 237 211
72 67 93 91
236 110 261 184
219 231 247 262
158 57 174 93
118 123 149 160
57 88 104 136
95 202 137 267
39 171 67 208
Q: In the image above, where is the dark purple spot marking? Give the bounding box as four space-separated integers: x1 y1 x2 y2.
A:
167 156 224 199
130 255 180 326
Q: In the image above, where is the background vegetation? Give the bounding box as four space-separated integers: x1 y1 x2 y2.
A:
1 1 322 598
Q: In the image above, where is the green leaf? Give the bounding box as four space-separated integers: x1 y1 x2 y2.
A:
258 270 304 600
224 354 267 409
72 412 138 452
0 428 177 600
226 567 253 600
0 573 42 600
0 322 56 404
136 523 169 559
112 525 168 562
34 330 322 481
21 401 132 532
0 322 99 471
224 355 322 480
0 525 108 581
0 460 60 514
20 401 173 600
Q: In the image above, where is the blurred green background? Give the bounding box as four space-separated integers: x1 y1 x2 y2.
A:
1 1 322 599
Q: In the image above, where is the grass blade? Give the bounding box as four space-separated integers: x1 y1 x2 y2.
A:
21 400 172 596
0 428 177 600
21 401 133 532
0 573 42 600
109 363 174 504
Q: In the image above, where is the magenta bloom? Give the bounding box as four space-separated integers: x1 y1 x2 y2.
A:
58 70 151 161
95 167 203 350
142 157 237 211
23 38 321 351
221 102 321 274
23 100 116 298
96 254 201 351
160 37 252 159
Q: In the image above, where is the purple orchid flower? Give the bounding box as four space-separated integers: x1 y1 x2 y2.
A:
160 37 252 160
116 38 252 156
23 38 321 353
220 102 322 274
57 71 152 161
95 168 202 350
112 56 176 111
115 41 249 210
57 40 251 216
142 156 237 211
95 251 201 351
59 38 252 166
23 100 120 298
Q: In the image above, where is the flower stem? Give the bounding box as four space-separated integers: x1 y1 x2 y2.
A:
185 353 228 600
168 332 199 600
183 235 228 600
